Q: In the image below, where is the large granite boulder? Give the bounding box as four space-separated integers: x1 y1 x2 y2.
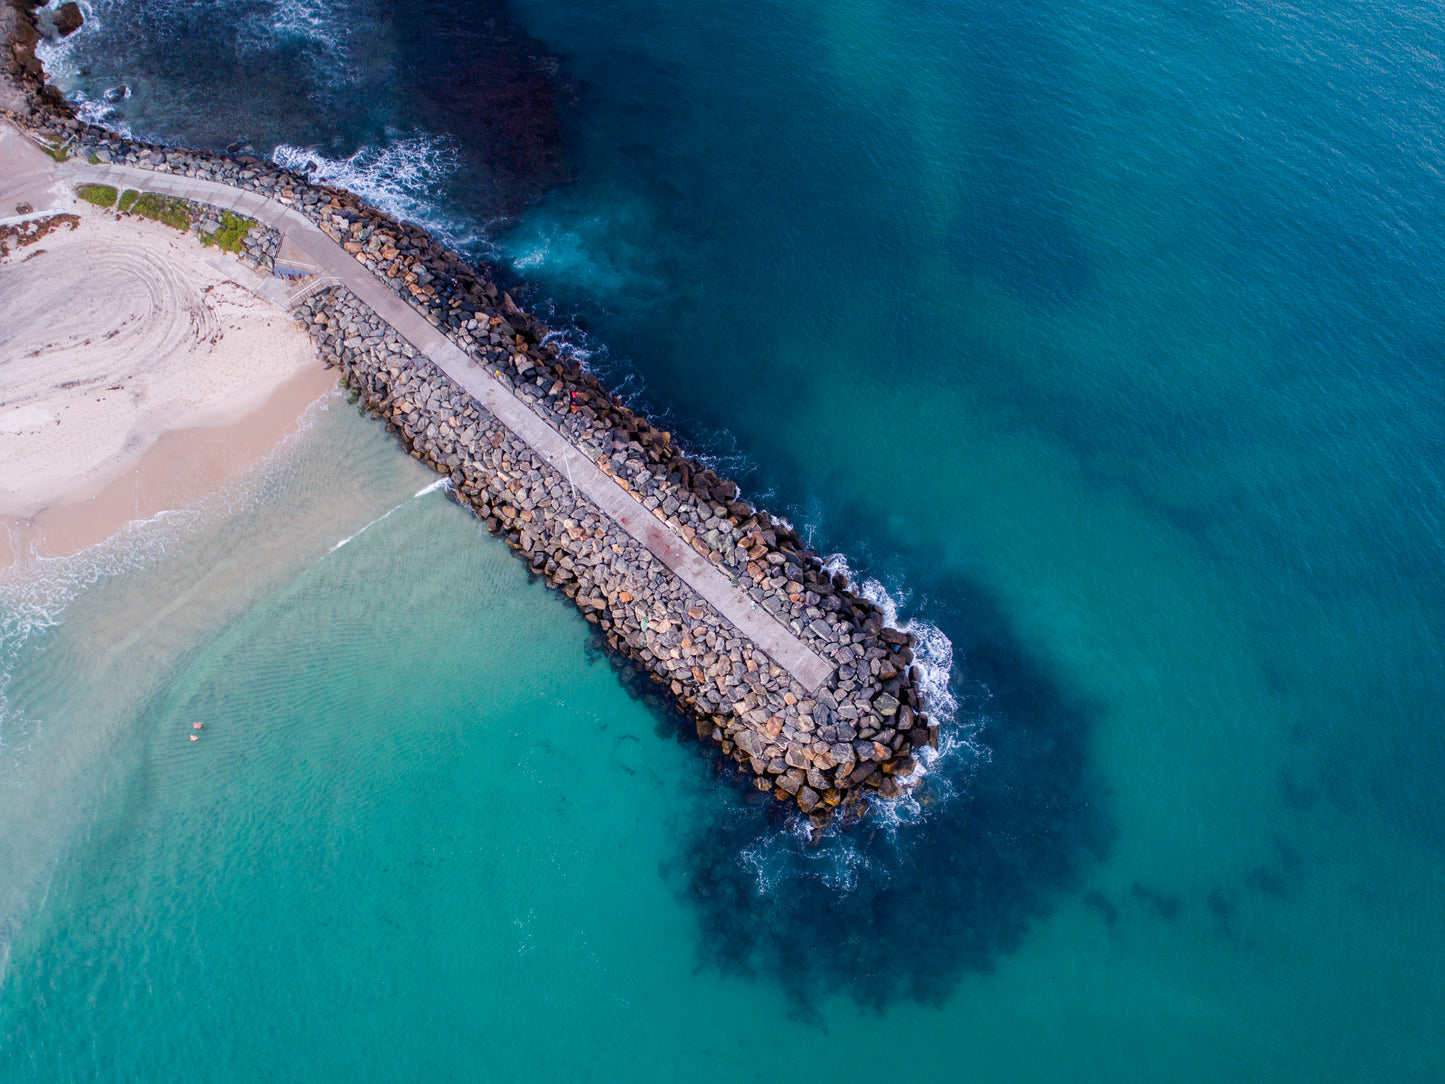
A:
54 2 83 36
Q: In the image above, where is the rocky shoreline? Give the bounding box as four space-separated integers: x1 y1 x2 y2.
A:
4 0 933 826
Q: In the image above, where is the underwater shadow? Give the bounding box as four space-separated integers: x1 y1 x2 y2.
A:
656 553 1112 1012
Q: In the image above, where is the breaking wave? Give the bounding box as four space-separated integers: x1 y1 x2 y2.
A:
0 510 193 669
672 546 1107 1009
817 553 983 827
272 135 481 250
235 0 353 73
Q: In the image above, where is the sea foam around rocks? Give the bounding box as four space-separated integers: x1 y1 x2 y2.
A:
273 136 479 250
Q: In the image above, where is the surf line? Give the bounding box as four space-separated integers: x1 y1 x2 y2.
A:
328 478 450 555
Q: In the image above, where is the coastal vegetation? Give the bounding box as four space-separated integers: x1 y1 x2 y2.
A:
38 138 68 161
75 183 117 208
200 209 252 253
129 191 192 231
5 78 928 823
117 189 139 213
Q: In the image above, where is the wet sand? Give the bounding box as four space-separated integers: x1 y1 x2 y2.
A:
0 123 332 571
0 364 337 571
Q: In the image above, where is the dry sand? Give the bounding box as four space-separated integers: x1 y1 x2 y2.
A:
0 124 333 569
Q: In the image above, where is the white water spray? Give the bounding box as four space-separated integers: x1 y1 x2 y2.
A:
328 478 450 554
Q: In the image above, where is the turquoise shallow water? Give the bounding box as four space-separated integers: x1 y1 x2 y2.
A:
9 0 1445 1078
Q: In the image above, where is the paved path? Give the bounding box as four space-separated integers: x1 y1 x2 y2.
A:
54 157 835 691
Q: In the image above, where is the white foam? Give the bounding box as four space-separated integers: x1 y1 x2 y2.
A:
729 551 984 894
496 203 664 302
272 135 479 249
0 393 326 706
738 802 884 899
78 93 134 137
0 504 197 802
31 0 89 78
29 1 139 139
505 217 624 286
815 553 986 831
805 826 877 894
0 509 192 661
327 477 450 554
739 830 792 896
542 328 593 370
239 0 349 66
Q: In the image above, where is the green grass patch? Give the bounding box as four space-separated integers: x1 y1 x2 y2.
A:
117 189 139 213
87 153 100 165
39 140 69 162
130 191 193 231
76 183 118 208
200 210 253 253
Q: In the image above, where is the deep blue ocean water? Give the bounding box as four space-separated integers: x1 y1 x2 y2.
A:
6 0 1445 1077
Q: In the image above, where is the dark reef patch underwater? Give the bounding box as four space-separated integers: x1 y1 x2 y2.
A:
23 0 1118 1010
14 0 1445 1075
667 566 1111 1011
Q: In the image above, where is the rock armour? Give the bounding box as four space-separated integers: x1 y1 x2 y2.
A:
3 32 936 825
298 285 934 825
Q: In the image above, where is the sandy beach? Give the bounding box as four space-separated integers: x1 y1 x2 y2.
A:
0 122 331 569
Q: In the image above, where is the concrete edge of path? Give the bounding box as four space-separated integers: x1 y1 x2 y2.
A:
55 157 837 692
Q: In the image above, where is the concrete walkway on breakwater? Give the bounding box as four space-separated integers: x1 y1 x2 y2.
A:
54 157 836 692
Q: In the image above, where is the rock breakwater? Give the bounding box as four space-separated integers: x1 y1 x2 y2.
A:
298 284 935 824
4 11 936 825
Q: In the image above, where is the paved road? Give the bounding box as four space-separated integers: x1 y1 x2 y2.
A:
55 158 835 692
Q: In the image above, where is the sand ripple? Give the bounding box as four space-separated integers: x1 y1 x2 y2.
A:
0 209 319 518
